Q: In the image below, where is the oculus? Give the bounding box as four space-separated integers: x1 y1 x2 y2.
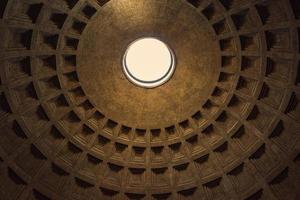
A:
123 38 176 88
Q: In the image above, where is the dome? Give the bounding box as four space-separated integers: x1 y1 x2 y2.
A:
0 0 299 199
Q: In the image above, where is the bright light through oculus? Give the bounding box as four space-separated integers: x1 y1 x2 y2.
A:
123 38 176 88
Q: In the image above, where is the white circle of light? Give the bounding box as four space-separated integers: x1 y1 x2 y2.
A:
123 38 175 88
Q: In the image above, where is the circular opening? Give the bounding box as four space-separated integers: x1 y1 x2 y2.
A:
123 38 176 88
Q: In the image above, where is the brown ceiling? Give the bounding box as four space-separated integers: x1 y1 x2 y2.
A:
0 0 299 199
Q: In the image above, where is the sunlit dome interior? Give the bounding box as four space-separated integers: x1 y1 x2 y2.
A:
0 0 299 199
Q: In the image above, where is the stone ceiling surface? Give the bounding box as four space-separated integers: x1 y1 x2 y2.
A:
77 0 219 128
0 0 299 199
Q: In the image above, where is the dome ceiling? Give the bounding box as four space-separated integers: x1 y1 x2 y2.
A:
0 0 299 199
77 1 219 128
